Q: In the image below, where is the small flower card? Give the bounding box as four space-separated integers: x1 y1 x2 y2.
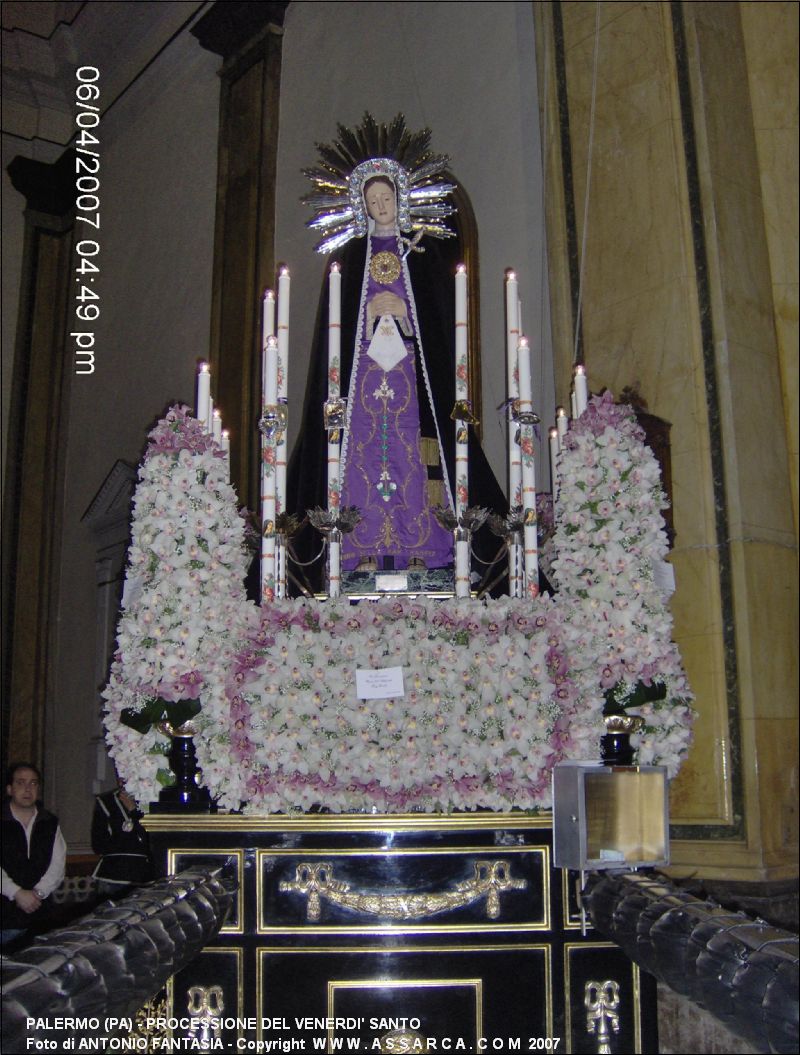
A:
355 665 405 700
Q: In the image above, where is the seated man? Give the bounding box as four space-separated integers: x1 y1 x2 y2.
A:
1 762 66 948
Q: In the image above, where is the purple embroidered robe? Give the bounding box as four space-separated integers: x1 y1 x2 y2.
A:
340 235 453 570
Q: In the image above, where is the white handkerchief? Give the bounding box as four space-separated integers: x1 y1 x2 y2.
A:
366 315 408 372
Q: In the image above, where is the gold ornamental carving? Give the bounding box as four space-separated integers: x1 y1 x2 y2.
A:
187 985 224 1045
279 859 526 922
585 980 620 1054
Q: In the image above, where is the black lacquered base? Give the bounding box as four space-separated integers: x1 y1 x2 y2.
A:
153 734 212 813
600 731 635 766
144 813 658 1052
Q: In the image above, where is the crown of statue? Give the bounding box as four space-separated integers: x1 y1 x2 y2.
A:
302 112 457 254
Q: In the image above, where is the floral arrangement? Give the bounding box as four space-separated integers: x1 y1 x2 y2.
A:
204 595 600 814
550 391 693 768
103 393 692 811
102 406 256 800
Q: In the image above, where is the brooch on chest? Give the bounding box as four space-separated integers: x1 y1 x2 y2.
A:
369 251 402 285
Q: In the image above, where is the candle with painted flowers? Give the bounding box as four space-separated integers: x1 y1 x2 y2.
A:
327 262 342 513
261 291 276 587
276 272 290 545
504 272 523 597
196 362 211 427
517 336 539 597
454 265 470 597
260 335 279 603
504 271 522 510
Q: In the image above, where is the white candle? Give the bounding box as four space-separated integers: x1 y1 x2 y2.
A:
265 335 278 406
276 271 290 527
196 362 210 426
328 262 341 365
556 405 568 445
328 536 340 599
455 539 470 598
574 364 589 416
261 290 275 411
277 268 290 400
505 270 521 506
505 270 520 359
517 336 532 408
221 429 230 481
505 272 523 598
263 288 275 339
570 391 578 419
455 264 468 370
212 408 222 442
206 396 214 434
549 427 559 493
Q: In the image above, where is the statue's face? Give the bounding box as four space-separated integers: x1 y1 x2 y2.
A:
365 180 397 227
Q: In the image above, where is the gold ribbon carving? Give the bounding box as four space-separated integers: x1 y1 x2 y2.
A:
585 980 621 1055
279 860 526 922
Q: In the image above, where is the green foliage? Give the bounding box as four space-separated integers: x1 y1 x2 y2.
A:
120 695 201 734
603 679 667 714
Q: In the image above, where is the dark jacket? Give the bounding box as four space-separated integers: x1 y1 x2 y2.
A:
1 799 60 930
91 789 152 886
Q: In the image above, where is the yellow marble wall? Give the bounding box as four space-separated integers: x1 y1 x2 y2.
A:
739 1 798 541
535 1 798 879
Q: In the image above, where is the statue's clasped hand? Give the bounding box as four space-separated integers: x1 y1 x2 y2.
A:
369 291 407 319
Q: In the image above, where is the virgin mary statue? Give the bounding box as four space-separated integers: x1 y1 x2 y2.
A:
287 114 506 589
